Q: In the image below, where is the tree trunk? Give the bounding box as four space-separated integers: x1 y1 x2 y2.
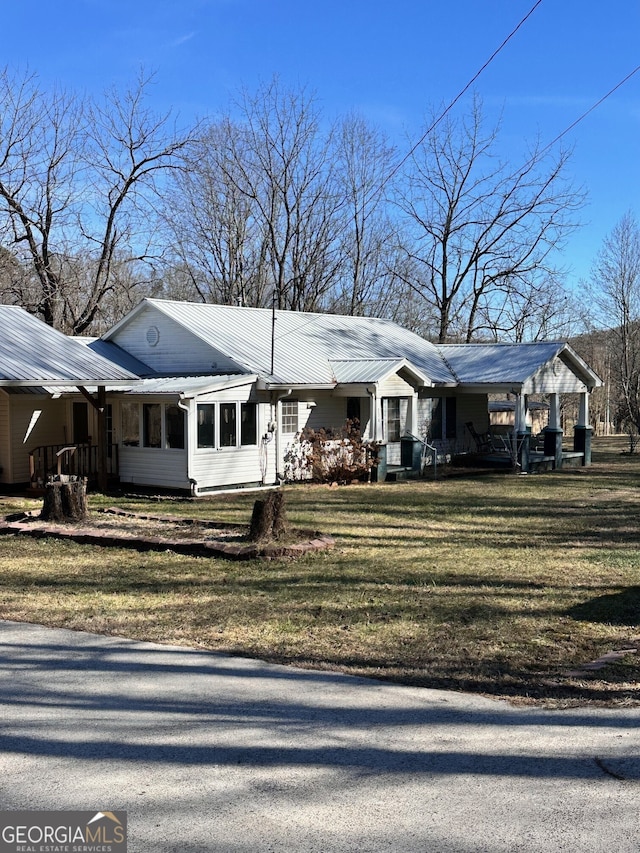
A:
40 477 88 522
249 490 289 542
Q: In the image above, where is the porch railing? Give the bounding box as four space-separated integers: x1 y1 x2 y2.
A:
29 443 119 487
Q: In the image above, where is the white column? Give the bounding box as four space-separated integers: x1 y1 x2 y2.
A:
549 393 561 430
577 391 589 428
368 387 382 441
409 391 419 436
515 393 527 433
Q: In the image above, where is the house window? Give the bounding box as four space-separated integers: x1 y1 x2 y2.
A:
385 398 401 442
121 402 140 447
430 397 457 440
197 404 215 448
220 403 237 447
281 400 298 433
165 404 185 449
143 403 162 448
241 402 257 445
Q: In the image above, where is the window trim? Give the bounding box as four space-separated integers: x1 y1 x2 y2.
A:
384 397 402 442
281 399 299 434
196 401 259 451
121 401 186 451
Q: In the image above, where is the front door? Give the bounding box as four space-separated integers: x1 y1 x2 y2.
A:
73 402 90 443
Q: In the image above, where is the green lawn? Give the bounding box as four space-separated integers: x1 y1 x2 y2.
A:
1 435 639 707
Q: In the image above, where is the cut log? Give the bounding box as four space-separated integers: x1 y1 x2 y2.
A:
40 477 88 522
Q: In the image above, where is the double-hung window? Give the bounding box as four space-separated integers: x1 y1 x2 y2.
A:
281 400 298 434
384 398 402 442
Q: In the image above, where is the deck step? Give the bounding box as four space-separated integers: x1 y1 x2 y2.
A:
385 465 416 482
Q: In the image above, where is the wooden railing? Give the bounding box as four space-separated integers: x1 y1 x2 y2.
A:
29 443 119 487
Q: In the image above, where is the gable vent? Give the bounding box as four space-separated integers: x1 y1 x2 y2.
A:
146 325 160 347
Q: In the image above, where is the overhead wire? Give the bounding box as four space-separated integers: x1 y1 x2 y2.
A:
374 0 545 198
270 0 546 346
271 2 640 346
536 64 640 159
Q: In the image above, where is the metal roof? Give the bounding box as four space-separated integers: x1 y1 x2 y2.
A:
104 299 455 386
439 342 601 388
79 338 155 377
110 374 257 396
0 306 138 386
330 358 430 385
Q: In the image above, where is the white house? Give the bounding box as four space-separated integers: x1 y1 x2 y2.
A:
0 299 602 493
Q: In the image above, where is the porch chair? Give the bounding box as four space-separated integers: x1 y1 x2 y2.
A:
465 421 492 453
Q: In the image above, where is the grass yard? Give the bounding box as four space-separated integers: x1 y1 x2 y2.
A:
1 435 639 707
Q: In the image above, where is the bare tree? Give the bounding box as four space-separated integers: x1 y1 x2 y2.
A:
223 78 343 311
330 113 401 316
162 119 268 307
394 98 585 342
0 67 192 333
588 211 640 443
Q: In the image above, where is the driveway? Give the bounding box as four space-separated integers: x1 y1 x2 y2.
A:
0 619 638 852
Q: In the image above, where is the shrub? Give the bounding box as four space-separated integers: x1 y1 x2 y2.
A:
284 420 377 484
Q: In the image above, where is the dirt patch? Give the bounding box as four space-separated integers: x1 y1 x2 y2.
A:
0 507 334 560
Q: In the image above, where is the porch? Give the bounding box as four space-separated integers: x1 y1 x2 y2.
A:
460 426 591 473
28 443 119 494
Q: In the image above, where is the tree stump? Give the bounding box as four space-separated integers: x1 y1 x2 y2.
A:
249 490 289 542
40 477 89 523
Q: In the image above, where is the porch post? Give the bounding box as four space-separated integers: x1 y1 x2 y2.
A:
544 392 563 469
368 386 382 442
574 391 593 465
515 393 530 473
408 391 419 436
368 386 386 482
96 386 107 493
78 384 108 492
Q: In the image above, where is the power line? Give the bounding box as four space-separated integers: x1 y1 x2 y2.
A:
376 0 545 196
538 64 640 158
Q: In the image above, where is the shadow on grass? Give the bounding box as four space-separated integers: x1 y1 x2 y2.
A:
567 587 640 627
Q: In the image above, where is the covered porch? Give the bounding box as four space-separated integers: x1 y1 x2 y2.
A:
462 389 594 473
439 340 602 474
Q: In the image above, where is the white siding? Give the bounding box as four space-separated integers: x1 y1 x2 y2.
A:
115 393 273 492
190 398 274 491
191 447 265 490
119 447 189 490
111 306 240 375
525 358 588 394
304 394 346 432
378 374 414 397
10 396 68 483
197 385 253 404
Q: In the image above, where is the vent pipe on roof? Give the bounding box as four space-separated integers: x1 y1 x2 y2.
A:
270 293 277 377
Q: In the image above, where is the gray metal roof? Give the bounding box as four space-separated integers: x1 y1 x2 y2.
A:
330 358 430 384
0 306 138 385
439 342 601 388
79 338 155 377
110 374 257 396
105 299 455 386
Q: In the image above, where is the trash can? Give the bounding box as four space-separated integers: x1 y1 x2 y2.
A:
401 435 423 472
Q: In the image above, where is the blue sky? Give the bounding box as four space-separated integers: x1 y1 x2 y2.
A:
3 0 640 291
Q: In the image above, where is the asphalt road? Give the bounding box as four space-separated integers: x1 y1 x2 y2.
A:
0 619 638 852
